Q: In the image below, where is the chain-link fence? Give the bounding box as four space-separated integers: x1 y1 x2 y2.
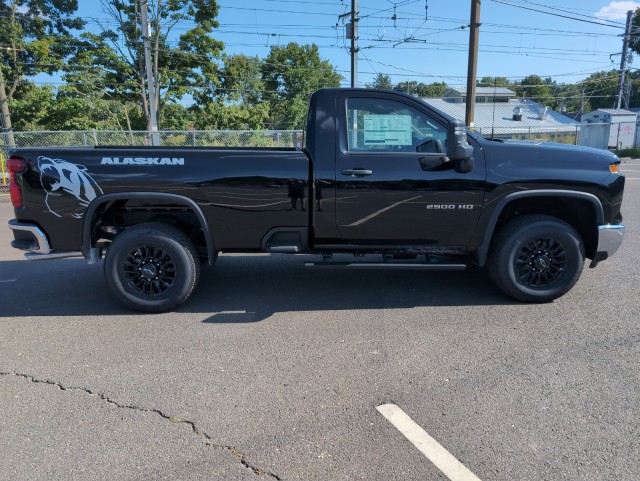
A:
474 125 581 144
0 150 6 195
475 122 640 149
481 121 640 149
0 129 302 152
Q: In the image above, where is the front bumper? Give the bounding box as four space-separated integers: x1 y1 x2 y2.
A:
590 223 625 267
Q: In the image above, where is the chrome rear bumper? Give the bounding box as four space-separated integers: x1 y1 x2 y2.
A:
8 220 83 261
8 220 51 254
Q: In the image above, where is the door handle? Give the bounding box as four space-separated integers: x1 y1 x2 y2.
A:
341 169 373 176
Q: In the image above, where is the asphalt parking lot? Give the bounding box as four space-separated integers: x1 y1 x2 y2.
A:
0 163 638 481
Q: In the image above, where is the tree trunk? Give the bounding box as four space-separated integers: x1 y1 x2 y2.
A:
0 67 16 148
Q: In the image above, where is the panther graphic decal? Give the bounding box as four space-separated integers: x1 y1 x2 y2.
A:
38 156 103 219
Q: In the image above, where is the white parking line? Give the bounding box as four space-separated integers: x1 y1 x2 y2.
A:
377 404 482 481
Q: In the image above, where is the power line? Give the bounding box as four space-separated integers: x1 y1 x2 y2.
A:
1 0 631 95
490 0 627 29
1 13 623 39
508 0 627 26
217 4 343 17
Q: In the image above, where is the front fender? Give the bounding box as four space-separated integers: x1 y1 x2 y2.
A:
474 189 604 266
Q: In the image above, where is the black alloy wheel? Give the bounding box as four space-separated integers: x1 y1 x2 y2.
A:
122 245 178 297
515 236 568 288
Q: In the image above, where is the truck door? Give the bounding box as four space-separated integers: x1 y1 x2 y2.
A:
335 92 485 247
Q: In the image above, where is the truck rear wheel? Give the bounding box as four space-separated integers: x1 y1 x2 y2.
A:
104 223 200 312
488 215 585 302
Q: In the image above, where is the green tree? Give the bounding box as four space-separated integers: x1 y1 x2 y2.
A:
191 101 269 130
477 77 512 88
515 75 554 106
160 103 195 131
627 7 640 57
70 0 224 131
219 54 264 104
57 71 148 131
579 70 619 111
0 0 84 134
548 83 582 113
417 82 448 98
393 80 419 95
628 71 640 109
42 96 98 130
261 43 342 129
370 73 393 90
9 83 55 130
394 81 449 98
13 82 146 131
189 53 269 130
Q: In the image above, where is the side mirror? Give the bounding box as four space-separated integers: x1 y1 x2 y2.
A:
446 120 474 173
419 156 447 171
454 155 474 174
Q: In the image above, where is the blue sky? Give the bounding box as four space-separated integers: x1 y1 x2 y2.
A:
73 0 640 88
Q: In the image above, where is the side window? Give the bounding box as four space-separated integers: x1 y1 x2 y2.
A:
346 97 448 154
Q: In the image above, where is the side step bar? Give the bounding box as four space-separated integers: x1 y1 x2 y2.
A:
268 245 302 253
304 262 466 270
25 251 84 261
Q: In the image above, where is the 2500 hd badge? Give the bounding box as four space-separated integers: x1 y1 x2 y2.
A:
426 204 475 210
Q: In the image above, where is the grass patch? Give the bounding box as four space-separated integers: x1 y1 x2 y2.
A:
613 147 640 158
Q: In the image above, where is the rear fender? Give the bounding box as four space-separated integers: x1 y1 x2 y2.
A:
82 192 216 264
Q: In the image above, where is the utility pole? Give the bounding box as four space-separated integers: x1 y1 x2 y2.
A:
348 0 359 88
465 0 481 128
140 0 160 146
0 67 15 148
615 9 633 110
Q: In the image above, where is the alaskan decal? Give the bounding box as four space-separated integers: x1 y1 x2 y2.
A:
38 156 103 219
100 157 185 165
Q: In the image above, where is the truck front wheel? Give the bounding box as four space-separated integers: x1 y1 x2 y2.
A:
488 215 585 302
104 223 200 312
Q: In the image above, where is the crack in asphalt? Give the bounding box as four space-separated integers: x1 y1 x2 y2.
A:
0 371 282 480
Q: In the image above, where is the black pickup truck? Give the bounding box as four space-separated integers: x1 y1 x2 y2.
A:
7 88 625 312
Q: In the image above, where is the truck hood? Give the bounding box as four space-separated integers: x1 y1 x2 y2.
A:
479 138 620 183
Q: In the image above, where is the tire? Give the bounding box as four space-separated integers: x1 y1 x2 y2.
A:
488 215 585 302
104 223 200 312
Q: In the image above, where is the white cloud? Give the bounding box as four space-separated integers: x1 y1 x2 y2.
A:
595 1 640 20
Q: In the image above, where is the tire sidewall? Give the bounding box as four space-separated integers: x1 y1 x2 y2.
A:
105 228 197 312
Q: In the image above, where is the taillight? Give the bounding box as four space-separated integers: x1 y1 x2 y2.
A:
7 156 27 208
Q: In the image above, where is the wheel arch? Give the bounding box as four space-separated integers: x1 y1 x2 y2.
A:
82 192 216 265
475 190 603 266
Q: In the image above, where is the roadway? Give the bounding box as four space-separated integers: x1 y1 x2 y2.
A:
0 162 638 481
